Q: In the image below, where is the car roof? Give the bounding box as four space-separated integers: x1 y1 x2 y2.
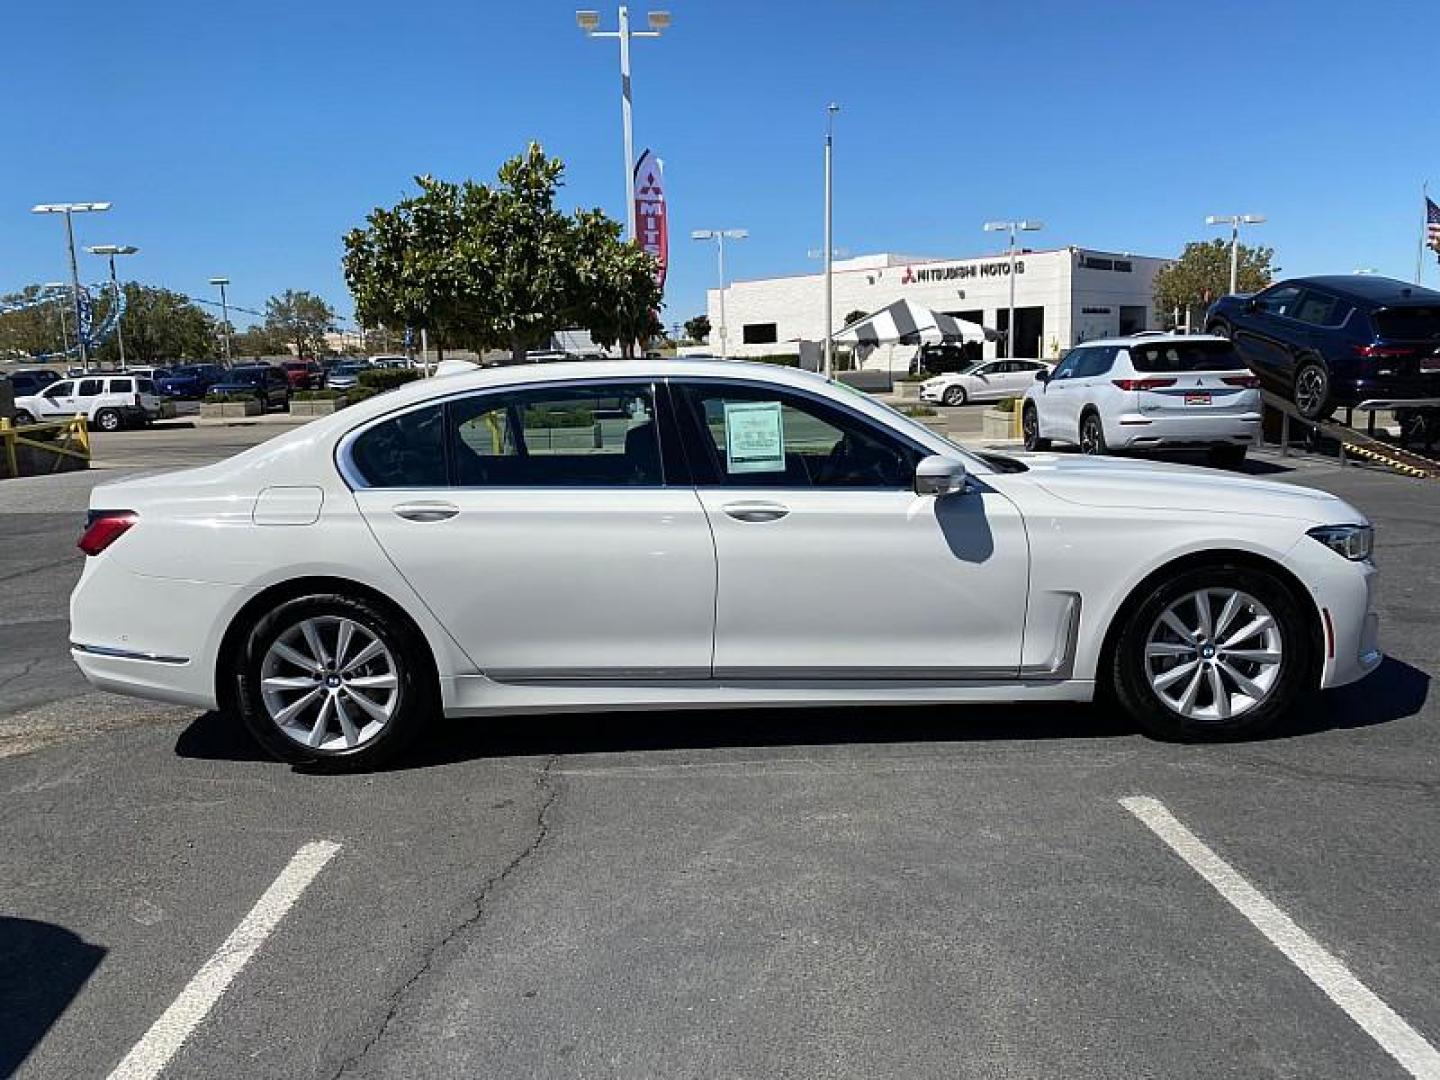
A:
1276 275 1440 305
1074 333 1227 348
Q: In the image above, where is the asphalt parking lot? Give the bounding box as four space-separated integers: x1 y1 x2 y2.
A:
2 421 1437 1079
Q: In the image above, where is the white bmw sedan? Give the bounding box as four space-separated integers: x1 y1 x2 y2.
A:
70 360 1381 769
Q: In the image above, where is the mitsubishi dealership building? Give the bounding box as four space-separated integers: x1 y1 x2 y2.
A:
703 246 1170 362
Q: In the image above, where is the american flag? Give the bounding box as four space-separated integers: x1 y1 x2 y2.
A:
1428 196 1440 254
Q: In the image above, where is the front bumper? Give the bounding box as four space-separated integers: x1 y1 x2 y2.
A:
1282 536 1382 689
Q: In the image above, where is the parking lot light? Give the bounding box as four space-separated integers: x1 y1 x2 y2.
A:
692 229 747 361
1206 214 1266 295
31 201 112 374
983 219 1043 358
209 278 232 364
87 245 139 369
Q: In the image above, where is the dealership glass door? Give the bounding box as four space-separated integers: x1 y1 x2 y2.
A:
995 307 1045 358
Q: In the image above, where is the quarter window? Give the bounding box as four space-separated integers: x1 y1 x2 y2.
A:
110 378 133 393
675 382 920 489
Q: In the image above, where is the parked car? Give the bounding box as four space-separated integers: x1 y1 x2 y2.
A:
368 355 412 370
208 365 291 412
326 361 369 391
914 342 985 375
13 374 161 430
281 360 325 389
69 358 1380 770
1021 335 1260 468
920 359 1051 406
5 369 62 398
123 366 171 381
157 364 224 399
1206 275 1440 420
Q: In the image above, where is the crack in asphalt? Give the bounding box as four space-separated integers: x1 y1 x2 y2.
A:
330 753 560 1078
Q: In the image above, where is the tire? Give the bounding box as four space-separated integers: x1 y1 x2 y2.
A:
1022 403 1050 451
12 410 34 426
1292 359 1332 421
1078 410 1108 455
255 393 268 414
1207 443 1248 470
1206 320 1231 339
942 385 967 407
95 409 122 432
234 593 436 771
1111 564 1316 741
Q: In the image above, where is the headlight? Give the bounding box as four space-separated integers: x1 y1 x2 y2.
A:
1307 524 1374 562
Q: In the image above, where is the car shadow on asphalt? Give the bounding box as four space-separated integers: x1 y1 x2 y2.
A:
171 657 1427 771
0 917 106 1077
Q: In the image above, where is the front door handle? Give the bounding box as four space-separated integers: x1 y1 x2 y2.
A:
393 501 459 523
721 501 789 523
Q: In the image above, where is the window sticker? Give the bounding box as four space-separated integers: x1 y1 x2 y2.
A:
723 400 785 474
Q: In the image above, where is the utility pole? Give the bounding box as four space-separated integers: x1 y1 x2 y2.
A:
823 103 840 378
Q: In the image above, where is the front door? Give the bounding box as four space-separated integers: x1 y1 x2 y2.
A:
349 381 717 680
671 379 1029 678
33 380 77 419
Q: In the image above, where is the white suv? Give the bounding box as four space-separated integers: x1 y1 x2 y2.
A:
1021 335 1261 468
13 374 162 431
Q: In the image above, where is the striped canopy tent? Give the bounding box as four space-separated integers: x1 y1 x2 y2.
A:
834 298 997 346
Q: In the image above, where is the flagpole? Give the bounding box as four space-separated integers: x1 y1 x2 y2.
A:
1417 181 1427 285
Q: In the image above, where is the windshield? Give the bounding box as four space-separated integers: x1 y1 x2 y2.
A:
1130 340 1245 372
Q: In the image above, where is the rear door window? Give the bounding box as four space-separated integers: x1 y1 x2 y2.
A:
77 379 104 397
1130 341 1246 372
1373 306 1440 340
1292 291 1351 328
349 404 448 488
1072 346 1117 379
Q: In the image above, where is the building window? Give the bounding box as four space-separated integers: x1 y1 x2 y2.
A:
742 323 778 345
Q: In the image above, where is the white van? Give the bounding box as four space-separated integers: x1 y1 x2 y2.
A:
13 374 162 431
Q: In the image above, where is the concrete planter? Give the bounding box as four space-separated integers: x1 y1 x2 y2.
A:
982 407 1019 440
892 381 924 401
291 397 346 417
201 399 262 419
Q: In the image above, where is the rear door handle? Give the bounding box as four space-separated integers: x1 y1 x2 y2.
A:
393 501 459 523
721 501 790 523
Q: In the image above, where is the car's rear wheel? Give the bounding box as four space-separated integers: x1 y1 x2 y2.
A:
235 593 434 771
1206 320 1231 339
1293 359 1332 421
1207 443 1247 470
1079 411 1107 455
1022 404 1050 451
95 409 122 432
1111 564 1314 741
942 385 967 406
12 410 34 426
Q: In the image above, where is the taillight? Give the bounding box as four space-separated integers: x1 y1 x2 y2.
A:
79 510 137 556
1354 344 1416 358
1222 375 1261 388
1112 378 1177 391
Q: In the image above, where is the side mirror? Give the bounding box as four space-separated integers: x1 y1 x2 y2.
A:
914 454 968 496
1034 369 1049 383
1243 298 1259 313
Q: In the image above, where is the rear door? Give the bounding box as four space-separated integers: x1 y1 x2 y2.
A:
348 379 717 680
1127 340 1258 418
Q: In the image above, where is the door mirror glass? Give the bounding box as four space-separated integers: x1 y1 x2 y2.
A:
913 454 968 496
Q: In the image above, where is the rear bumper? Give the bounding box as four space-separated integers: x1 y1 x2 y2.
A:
1331 372 1440 407
1106 411 1261 449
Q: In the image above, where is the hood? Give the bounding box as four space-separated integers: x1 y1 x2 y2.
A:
1012 452 1366 526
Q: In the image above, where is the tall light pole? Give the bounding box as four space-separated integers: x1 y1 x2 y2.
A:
822 102 840 378
691 228 747 360
87 245 138 369
1206 213 1266 295
209 277 232 364
577 7 671 242
31 202 111 373
983 219 1043 358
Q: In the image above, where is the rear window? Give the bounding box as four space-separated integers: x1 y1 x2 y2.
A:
1373 307 1440 340
1130 341 1245 373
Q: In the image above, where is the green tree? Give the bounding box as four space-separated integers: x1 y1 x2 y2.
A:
344 142 663 362
229 324 291 359
93 284 216 364
683 314 711 343
0 286 68 358
1153 240 1275 323
841 309 869 328
264 290 336 359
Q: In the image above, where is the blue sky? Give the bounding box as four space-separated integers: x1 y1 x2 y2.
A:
3 0 1436 331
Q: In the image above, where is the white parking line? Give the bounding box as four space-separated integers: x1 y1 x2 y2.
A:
1121 796 1440 1080
107 839 342 1080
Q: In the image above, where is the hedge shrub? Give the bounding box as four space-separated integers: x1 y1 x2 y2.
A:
357 368 422 392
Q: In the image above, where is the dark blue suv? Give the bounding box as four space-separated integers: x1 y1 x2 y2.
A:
1206 275 1440 420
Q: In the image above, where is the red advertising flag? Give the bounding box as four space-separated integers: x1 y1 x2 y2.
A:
634 149 668 291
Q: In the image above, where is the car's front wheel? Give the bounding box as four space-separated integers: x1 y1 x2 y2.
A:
1111 564 1315 741
942 385 967 406
235 593 435 770
1022 403 1050 451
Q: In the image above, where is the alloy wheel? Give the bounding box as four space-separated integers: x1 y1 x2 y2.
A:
1144 588 1282 722
1294 365 1328 418
943 386 966 406
259 616 399 751
1023 408 1039 448
1079 415 1105 454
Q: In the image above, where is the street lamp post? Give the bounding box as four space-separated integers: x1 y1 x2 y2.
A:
823 103 840 379
31 202 111 374
982 219 1043 358
87 245 139 369
1206 214 1266 295
691 229 747 360
209 277 232 365
577 7 670 242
